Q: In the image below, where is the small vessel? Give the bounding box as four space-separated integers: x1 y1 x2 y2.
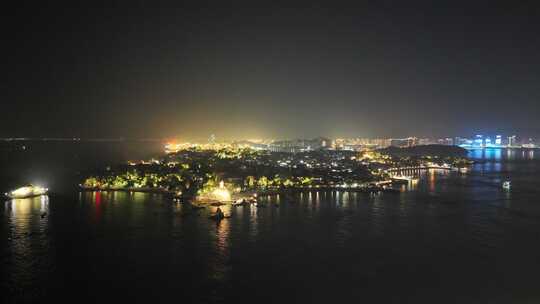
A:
173 191 182 199
5 184 48 199
502 181 511 190
232 199 248 206
210 201 226 207
209 215 231 221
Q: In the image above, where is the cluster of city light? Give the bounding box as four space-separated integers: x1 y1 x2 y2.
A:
165 142 197 153
163 135 539 154
211 181 231 201
455 135 538 149
127 158 161 166
165 141 244 153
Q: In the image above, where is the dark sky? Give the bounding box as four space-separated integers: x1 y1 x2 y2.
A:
4 2 540 140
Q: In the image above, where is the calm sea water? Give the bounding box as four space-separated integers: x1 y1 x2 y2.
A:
2 146 540 303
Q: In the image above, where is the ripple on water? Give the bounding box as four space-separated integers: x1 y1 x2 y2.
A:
3 158 540 302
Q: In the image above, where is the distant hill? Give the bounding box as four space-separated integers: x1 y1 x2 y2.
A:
378 145 468 158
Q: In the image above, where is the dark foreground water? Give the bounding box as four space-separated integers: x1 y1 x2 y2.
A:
2 145 540 303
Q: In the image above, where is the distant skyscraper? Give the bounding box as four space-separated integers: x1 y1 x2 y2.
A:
418 138 432 145
474 135 484 147
312 137 330 149
508 135 517 147
524 138 536 148
406 137 418 147
454 137 467 146
495 135 502 146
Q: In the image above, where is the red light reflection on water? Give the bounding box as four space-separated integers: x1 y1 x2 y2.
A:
94 191 102 220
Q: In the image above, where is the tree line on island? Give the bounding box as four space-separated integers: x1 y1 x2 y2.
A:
82 145 471 200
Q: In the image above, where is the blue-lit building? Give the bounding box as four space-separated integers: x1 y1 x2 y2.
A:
458 134 512 149
495 135 502 146
474 135 484 148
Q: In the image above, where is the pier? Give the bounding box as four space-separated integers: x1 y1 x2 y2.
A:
385 165 453 176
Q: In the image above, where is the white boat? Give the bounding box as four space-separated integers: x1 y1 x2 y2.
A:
502 181 511 190
5 184 48 199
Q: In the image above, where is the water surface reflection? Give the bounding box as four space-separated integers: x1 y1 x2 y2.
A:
3 149 540 302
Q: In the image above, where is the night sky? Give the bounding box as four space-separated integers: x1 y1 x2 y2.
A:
4 3 540 139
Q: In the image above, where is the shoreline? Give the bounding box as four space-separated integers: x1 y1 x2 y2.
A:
79 186 179 196
79 183 404 204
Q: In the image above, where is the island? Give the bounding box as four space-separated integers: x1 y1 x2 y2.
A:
81 144 472 202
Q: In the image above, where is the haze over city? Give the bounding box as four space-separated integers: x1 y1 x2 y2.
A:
4 3 540 139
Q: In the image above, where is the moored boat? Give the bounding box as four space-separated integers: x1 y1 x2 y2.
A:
5 184 48 199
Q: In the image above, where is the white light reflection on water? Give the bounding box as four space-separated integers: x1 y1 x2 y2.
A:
398 190 409 221
428 169 436 193
210 216 231 283
314 191 320 210
5 195 50 293
271 194 281 221
249 200 259 240
369 192 386 237
342 191 350 208
4 145 540 302
7 195 49 233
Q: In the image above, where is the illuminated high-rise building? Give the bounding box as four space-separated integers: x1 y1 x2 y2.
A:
474 135 484 147
406 137 419 147
418 138 432 145
508 135 517 147
495 135 502 146
390 138 409 148
454 137 468 146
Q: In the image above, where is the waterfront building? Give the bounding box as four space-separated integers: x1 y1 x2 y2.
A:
232 140 268 150
474 135 484 148
523 138 536 148
269 137 330 153
437 138 453 146
389 137 418 148
418 138 433 145
508 135 517 147
454 137 468 146
495 135 502 146
407 137 419 147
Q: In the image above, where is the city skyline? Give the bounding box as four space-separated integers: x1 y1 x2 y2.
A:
1 132 537 144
